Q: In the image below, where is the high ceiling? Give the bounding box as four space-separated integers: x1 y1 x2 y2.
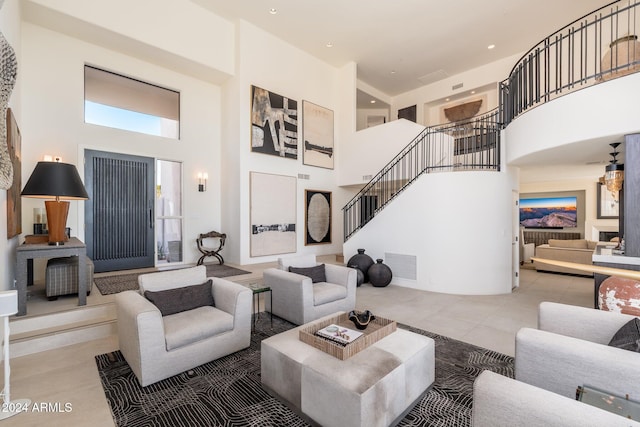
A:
194 0 609 96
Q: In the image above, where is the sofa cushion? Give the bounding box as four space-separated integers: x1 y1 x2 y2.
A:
608 317 640 352
548 239 588 249
289 264 326 283
163 305 234 351
586 240 598 250
144 279 214 316
313 282 347 306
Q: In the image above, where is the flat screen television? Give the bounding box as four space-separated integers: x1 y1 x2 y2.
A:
520 196 577 228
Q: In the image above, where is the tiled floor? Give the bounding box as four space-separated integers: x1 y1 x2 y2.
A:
2 263 594 426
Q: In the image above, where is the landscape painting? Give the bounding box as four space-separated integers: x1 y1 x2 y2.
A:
251 85 298 159
250 172 296 257
520 196 577 228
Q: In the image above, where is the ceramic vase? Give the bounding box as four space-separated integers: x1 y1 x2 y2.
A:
347 249 374 282
368 259 392 287
348 264 365 287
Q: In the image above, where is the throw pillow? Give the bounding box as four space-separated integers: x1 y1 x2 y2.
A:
608 317 640 352
144 279 214 316
289 264 326 283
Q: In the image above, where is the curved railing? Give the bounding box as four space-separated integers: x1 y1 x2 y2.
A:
501 0 640 124
343 109 501 240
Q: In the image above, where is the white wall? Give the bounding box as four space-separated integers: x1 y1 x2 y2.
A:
344 169 515 295
225 20 347 265
20 23 222 268
1 0 22 291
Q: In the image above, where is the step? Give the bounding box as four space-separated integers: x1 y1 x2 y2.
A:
10 302 116 335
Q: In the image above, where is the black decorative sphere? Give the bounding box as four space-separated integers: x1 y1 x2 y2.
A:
368 259 392 287
348 265 365 287
348 310 376 330
347 249 374 282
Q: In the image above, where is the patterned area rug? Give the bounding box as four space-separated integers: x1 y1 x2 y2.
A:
93 264 252 295
96 315 513 426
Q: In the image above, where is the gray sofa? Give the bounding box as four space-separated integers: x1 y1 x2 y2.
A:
116 265 252 386
263 254 356 325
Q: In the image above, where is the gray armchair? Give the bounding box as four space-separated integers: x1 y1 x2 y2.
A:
515 302 640 400
263 254 356 325
116 265 252 386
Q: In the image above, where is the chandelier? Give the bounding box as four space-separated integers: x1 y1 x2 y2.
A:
604 142 624 193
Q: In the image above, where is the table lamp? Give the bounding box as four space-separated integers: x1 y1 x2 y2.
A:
21 161 89 245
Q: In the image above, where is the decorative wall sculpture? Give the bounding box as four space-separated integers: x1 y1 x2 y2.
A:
6 108 20 238
251 85 298 159
0 1 17 191
302 101 334 169
305 189 331 245
250 172 296 257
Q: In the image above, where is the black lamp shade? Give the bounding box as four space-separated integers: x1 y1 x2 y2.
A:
21 162 89 200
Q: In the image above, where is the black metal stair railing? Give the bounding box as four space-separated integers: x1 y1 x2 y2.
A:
501 0 640 125
343 109 501 241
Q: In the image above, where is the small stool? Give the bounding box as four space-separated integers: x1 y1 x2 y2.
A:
45 257 94 301
599 276 640 316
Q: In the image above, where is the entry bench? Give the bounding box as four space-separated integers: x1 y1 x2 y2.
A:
261 313 435 427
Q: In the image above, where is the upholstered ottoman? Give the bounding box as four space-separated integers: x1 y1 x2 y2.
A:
45 256 94 300
261 313 435 427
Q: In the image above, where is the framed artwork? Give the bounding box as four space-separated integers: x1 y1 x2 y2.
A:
302 101 334 169
305 190 331 245
250 85 298 159
250 172 296 257
6 108 21 239
597 182 619 219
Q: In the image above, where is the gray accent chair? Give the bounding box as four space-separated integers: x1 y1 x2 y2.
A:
116 265 252 386
263 254 356 325
473 371 640 426
515 302 640 400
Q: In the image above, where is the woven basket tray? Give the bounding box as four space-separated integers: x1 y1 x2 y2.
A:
299 312 397 360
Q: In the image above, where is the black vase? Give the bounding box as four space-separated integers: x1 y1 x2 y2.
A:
368 259 392 287
347 249 374 282
348 265 365 287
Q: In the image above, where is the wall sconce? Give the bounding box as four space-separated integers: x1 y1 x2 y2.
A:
197 172 208 192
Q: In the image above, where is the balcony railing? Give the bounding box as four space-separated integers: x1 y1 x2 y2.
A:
343 109 501 241
501 0 640 124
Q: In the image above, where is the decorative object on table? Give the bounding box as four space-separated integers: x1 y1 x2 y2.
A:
315 323 363 345
368 258 392 287
5 108 20 238
302 100 334 169
196 230 226 265
250 85 298 159
348 309 376 330
21 160 89 245
305 189 331 245
0 5 17 191
349 264 364 287
347 249 374 282
0 290 31 420
599 276 640 316
249 171 296 257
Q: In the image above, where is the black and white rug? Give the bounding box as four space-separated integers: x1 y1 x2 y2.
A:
96 315 513 426
94 264 252 295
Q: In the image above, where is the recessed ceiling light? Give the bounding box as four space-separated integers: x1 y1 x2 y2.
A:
487 44 495 50
326 42 333 48
471 91 476 94
445 98 450 101
370 100 376 104
269 8 277 15
390 70 396 74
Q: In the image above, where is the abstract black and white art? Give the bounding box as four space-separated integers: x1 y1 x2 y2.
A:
251 85 298 159
302 100 334 169
250 172 296 257
305 190 331 245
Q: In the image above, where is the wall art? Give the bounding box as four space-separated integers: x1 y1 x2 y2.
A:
6 107 20 238
251 85 298 159
250 171 296 256
305 189 331 245
302 101 334 169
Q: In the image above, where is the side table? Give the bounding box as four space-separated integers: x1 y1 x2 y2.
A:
245 283 272 330
15 237 88 316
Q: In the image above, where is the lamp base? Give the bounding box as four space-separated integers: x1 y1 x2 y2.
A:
0 398 31 419
44 200 70 245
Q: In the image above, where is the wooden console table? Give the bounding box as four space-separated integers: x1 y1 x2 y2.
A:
15 237 88 316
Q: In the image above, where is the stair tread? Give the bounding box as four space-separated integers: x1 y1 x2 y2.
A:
11 316 116 342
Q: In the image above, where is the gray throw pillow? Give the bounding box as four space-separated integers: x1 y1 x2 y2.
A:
608 317 640 352
144 279 214 316
289 264 326 283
